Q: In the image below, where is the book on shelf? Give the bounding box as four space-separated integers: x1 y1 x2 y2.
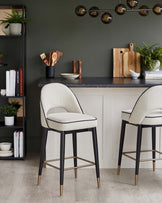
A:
20 67 23 97
6 67 23 96
16 70 20 96
14 131 23 158
144 70 162 79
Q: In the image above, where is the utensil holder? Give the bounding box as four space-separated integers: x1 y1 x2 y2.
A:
46 66 55 78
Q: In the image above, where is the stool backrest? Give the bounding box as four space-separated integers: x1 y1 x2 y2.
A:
40 83 83 128
129 85 162 124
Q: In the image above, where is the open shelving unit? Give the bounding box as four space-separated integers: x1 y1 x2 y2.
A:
0 4 26 160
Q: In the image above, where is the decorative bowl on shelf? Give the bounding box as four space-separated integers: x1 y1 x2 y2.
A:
0 150 13 157
129 69 140 79
0 142 12 151
60 73 79 80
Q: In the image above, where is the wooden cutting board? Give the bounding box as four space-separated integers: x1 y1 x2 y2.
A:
113 48 129 77
123 43 141 77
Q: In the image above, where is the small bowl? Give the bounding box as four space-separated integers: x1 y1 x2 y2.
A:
129 70 140 80
0 142 12 151
61 73 79 80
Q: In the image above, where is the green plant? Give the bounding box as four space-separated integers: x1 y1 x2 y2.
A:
0 8 31 24
135 42 162 71
0 105 18 116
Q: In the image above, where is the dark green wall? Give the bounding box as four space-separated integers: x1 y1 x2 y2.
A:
1 0 162 152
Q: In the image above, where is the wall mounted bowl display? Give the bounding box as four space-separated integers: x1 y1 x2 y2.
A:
153 4 162 15
75 1 162 24
115 4 127 15
75 5 87 16
101 12 112 24
60 73 79 80
127 0 138 8
139 5 149 16
89 7 99 17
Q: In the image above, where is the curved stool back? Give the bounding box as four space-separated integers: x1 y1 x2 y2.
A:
117 85 162 185
130 85 162 124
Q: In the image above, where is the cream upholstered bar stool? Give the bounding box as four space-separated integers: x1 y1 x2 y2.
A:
117 85 162 185
37 83 100 196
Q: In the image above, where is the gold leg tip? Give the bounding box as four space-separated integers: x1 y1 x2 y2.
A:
75 169 77 179
37 175 41 185
153 162 155 172
97 178 100 188
60 185 63 196
117 166 120 175
135 175 138 185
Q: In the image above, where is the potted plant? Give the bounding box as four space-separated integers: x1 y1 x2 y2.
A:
0 8 31 35
0 104 18 126
136 43 162 71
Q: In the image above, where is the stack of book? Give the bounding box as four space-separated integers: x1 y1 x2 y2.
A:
144 70 162 79
6 67 23 96
14 131 23 158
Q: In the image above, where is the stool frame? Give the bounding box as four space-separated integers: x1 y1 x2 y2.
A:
117 120 162 185
37 127 100 196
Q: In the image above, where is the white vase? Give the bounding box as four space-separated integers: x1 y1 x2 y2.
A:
9 23 22 35
4 116 14 126
151 60 161 71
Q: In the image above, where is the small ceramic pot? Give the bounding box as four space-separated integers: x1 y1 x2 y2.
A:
9 23 22 35
4 116 14 126
150 60 161 71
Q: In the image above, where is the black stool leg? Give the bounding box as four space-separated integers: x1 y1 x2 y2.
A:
60 132 65 196
135 125 142 185
117 120 126 175
152 126 156 172
92 127 100 188
72 131 77 178
37 128 48 185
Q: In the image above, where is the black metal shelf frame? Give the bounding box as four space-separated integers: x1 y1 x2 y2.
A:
0 4 26 160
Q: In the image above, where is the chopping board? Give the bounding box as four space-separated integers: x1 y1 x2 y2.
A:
113 48 129 77
123 43 141 77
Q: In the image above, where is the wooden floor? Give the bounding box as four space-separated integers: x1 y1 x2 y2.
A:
1 154 162 203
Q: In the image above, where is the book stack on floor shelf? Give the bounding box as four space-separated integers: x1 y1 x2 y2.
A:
14 131 23 158
6 67 23 96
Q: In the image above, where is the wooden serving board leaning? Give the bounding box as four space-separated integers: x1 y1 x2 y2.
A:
113 48 129 77
113 43 141 78
123 43 141 77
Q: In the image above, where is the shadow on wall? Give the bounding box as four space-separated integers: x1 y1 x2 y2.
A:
26 80 42 153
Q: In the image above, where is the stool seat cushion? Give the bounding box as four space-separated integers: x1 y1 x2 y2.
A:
122 109 162 125
47 112 97 131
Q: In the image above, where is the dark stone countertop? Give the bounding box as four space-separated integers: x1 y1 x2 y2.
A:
38 77 162 88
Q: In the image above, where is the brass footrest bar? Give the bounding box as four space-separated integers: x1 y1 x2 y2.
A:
44 156 74 163
44 156 95 171
123 149 162 162
64 163 95 171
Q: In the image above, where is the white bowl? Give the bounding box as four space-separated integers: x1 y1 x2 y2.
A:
61 73 79 80
129 70 140 80
0 142 12 151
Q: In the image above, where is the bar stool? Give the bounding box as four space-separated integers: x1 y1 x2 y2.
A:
37 83 100 196
117 85 162 185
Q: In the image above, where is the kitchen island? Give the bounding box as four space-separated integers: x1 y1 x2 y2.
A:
39 77 162 169
39 77 162 88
